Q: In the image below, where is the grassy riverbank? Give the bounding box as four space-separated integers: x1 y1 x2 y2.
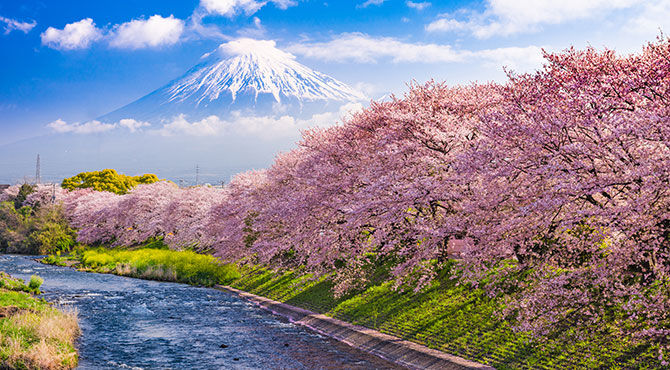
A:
229 263 665 369
41 246 666 368
45 244 239 287
0 272 79 369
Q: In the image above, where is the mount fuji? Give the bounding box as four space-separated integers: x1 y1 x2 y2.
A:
0 39 370 184
99 38 367 124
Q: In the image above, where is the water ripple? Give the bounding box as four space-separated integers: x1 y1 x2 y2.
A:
0 255 401 369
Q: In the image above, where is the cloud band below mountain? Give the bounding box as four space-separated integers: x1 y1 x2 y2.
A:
47 119 116 134
154 102 363 139
46 103 363 140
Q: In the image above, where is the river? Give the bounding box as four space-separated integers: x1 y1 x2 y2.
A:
0 255 401 369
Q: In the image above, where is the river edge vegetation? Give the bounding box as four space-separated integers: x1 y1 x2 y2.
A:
43 242 239 287
0 184 76 256
0 271 79 369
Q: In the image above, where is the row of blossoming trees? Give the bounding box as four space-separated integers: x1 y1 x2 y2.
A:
4 39 668 349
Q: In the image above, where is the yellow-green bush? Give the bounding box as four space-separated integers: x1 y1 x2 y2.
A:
61 169 159 194
78 248 239 286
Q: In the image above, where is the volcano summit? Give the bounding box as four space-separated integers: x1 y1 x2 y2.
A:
100 39 367 124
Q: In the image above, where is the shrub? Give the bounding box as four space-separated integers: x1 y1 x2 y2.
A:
77 247 240 286
28 275 43 293
0 272 80 369
13 184 35 210
0 201 77 255
61 169 160 194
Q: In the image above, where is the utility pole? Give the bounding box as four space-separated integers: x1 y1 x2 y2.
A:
35 154 41 184
195 164 199 186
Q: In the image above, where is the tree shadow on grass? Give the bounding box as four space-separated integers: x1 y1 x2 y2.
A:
234 268 667 369
284 279 343 314
231 267 272 290
253 271 303 301
290 280 551 369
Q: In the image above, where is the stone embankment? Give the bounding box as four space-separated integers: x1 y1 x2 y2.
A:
217 285 494 370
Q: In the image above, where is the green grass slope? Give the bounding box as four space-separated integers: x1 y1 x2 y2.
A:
230 263 664 369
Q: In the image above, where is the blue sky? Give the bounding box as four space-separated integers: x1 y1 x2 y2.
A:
0 0 668 182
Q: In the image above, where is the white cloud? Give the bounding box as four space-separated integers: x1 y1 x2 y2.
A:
155 113 298 138
425 18 468 33
47 119 116 134
110 15 184 49
270 0 298 10
118 118 150 133
624 0 670 37
353 82 382 98
485 0 639 28
406 1 430 11
237 17 266 38
427 0 643 38
155 103 363 139
233 104 361 138
476 45 545 71
41 18 102 50
201 0 262 16
199 0 297 17
156 115 228 136
288 33 545 72
215 37 295 61
357 0 386 8
231 114 302 138
304 102 363 127
47 118 151 134
0 16 36 34
287 33 464 63
187 13 229 41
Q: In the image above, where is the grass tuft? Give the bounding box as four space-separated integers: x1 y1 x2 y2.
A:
27 276 43 293
0 272 79 369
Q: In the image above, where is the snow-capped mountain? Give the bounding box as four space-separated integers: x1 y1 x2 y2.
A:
100 39 366 123
0 39 369 185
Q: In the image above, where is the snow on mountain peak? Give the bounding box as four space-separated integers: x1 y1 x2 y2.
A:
98 38 367 124
167 38 366 105
214 38 295 61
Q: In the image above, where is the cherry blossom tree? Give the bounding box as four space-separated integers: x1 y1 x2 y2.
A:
162 185 228 251
23 184 68 208
455 38 670 348
0 185 20 203
39 37 669 352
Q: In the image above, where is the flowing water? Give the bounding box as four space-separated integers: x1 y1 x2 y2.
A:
0 255 401 369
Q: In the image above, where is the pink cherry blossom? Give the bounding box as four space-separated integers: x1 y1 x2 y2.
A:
19 37 668 350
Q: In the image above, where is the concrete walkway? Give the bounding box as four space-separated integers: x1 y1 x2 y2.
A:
216 285 495 370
